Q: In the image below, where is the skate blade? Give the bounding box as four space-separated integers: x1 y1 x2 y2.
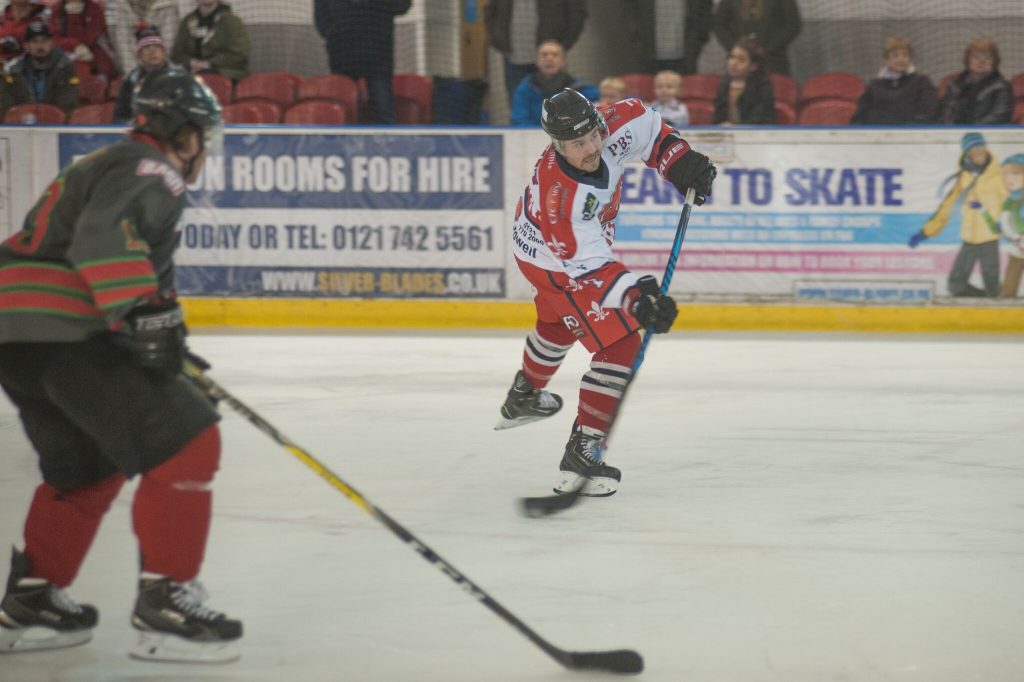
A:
494 414 551 430
0 624 92 653
553 471 618 498
130 631 241 664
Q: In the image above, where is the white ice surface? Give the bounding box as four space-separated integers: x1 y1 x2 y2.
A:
1 331 1022 682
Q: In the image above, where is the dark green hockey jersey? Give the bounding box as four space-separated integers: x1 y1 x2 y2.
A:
0 135 186 342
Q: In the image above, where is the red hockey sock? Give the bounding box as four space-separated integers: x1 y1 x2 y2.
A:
521 321 575 388
22 474 126 587
577 333 640 434
132 425 221 582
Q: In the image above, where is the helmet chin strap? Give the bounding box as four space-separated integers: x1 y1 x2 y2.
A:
171 128 205 181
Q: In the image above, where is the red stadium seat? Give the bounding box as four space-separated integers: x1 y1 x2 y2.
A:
774 100 796 125
68 102 115 124
619 72 655 102
798 99 857 126
1011 72 1024 102
937 71 959 98
283 99 347 125
3 103 67 124
799 72 864 107
234 72 298 109
77 74 108 105
222 100 282 124
199 72 234 105
394 97 424 125
392 73 432 123
682 99 714 125
770 73 799 108
1013 101 1024 125
297 74 359 122
679 73 721 102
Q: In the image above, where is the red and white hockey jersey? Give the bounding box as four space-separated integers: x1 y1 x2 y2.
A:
511 98 684 309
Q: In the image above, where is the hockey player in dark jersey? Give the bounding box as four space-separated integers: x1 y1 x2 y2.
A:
0 72 242 663
495 88 715 497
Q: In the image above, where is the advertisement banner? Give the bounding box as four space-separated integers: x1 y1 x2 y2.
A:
58 131 506 298
615 128 1024 303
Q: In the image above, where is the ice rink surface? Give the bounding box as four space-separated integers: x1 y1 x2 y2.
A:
1 330 1022 682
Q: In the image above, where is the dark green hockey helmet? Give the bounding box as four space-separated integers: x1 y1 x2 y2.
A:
133 73 223 152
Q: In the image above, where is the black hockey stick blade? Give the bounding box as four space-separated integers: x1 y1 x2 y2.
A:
565 649 644 674
519 483 586 517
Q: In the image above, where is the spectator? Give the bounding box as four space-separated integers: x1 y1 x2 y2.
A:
712 0 801 76
313 0 410 124
851 36 938 125
712 37 774 125
510 39 596 127
0 20 79 119
650 69 690 127
49 0 119 83
112 23 184 122
632 0 712 75
936 37 1013 125
170 0 248 82
0 0 50 65
598 76 624 108
108 0 182 77
485 0 587 105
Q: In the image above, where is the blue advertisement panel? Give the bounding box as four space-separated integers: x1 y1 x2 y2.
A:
58 132 506 297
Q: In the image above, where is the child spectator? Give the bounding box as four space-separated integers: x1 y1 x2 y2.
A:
0 20 79 119
49 0 119 83
937 37 1013 125
712 37 774 125
851 36 937 125
170 0 249 82
598 76 624 108
650 69 690 127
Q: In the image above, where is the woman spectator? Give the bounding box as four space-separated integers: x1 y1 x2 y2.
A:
937 37 1013 124
49 0 120 83
852 36 937 125
713 37 774 125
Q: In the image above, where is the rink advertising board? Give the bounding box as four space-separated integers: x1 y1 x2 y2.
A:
614 127 1024 304
58 131 506 299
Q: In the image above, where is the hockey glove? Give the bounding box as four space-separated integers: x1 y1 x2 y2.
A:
121 301 187 377
628 276 678 334
657 136 716 206
908 231 928 249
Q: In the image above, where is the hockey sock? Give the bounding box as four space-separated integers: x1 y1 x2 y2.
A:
521 322 575 388
132 425 220 583
22 474 126 587
577 332 640 434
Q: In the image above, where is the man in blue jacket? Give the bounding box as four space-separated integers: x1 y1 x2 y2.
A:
511 39 596 127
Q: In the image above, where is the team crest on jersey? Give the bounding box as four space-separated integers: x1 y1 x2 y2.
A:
585 302 610 321
581 193 599 221
136 159 185 196
561 314 586 339
120 218 151 254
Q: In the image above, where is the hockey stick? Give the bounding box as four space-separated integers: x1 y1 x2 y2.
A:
183 363 643 675
520 187 698 518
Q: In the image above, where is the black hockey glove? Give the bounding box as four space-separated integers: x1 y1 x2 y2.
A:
657 136 716 205
120 301 187 377
628 276 678 334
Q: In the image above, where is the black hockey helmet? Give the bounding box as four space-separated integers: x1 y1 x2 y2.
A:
541 88 606 145
133 72 223 152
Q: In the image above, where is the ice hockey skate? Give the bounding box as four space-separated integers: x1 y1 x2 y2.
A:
130 576 242 663
495 370 564 430
0 549 97 653
553 426 621 497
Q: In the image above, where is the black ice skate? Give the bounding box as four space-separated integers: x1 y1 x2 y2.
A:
131 576 242 663
553 426 621 497
494 370 564 430
0 548 97 653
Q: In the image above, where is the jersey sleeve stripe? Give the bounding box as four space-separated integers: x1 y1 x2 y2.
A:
93 283 160 310
0 291 105 319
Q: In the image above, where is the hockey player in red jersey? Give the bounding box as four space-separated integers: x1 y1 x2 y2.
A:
0 73 242 662
495 87 716 497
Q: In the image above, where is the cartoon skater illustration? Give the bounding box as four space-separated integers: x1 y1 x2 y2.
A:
908 132 1006 297
980 153 1024 298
